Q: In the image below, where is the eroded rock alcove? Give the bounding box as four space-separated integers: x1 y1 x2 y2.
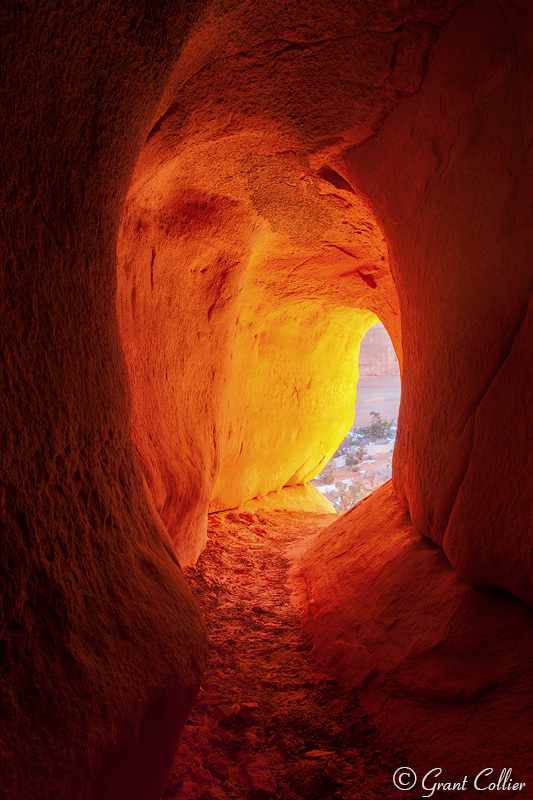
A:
1 0 532 798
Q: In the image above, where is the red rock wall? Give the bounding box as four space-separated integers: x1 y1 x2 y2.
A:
292 0 533 777
342 0 533 603
120 0 452 542
294 483 533 794
0 3 208 798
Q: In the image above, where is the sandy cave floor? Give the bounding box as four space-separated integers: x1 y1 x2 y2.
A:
163 509 415 800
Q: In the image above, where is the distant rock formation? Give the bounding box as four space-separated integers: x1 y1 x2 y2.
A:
358 323 399 378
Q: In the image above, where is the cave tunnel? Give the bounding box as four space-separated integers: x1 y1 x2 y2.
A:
1 0 532 798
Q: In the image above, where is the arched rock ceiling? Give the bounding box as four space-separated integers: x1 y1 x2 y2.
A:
119 0 533 609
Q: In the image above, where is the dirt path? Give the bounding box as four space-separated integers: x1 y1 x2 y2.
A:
163 509 404 800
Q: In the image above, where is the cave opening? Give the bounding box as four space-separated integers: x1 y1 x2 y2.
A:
311 321 401 513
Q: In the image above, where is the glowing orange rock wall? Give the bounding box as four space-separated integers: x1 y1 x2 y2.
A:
117 166 260 563
117 0 419 548
209 301 377 511
117 0 532 603
118 152 386 541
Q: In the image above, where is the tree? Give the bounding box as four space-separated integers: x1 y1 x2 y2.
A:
356 412 395 442
345 444 367 468
320 465 335 484
334 480 365 512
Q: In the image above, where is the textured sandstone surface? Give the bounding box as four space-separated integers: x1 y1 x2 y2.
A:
210 304 377 512
0 3 208 799
2 0 533 797
166 509 402 800
117 126 394 556
118 0 447 558
238 485 335 514
342 0 533 603
294 483 533 795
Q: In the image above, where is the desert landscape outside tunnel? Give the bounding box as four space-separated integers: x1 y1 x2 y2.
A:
1 0 533 799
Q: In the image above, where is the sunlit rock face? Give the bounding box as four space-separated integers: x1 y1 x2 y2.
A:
117 159 381 546
209 303 377 512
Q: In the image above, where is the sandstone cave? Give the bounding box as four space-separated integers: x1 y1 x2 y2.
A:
1 1 532 799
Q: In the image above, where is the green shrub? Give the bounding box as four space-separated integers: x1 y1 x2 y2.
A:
357 411 395 442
